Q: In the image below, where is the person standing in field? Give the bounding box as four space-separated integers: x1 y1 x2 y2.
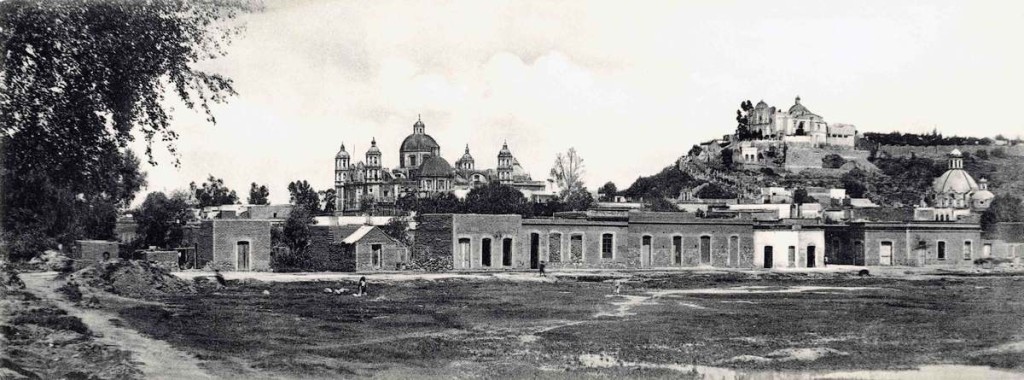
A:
357 276 367 297
214 269 227 287
614 280 622 294
539 260 546 276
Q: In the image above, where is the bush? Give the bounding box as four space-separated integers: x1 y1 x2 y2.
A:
10 307 90 335
976 149 989 160
57 281 83 302
992 148 1007 158
822 153 846 169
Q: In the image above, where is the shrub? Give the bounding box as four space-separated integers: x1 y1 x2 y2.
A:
10 307 90 335
57 281 83 302
822 153 846 169
992 148 1007 158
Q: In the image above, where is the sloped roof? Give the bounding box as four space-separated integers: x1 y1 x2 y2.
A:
341 225 375 244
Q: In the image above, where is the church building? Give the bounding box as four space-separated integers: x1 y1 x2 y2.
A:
333 116 549 214
746 96 856 147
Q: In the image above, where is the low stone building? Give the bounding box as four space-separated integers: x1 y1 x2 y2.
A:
335 225 409 271
196 219 273 271
71 240 119 266
626 212 754 268
846 221 982 266
521 218 630 270
416 214 523 270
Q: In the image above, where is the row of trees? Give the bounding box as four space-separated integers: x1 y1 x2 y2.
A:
0 0 247 261
861 131 1020 147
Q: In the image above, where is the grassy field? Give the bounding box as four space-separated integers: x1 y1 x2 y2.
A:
107 272 1024 379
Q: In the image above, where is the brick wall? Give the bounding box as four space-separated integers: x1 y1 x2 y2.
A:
207 219 272 271
197 221 214 268
521 220 631 270
857 223 981 266
300 226 355 272
631 222 754 268
450 214 522 270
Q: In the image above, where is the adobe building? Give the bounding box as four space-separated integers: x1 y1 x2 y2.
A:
626 212 754 268
196 219 273 271
845 221 982 266
521 217 631 270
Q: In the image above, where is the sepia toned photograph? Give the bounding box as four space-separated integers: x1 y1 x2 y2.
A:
3 0 1024 379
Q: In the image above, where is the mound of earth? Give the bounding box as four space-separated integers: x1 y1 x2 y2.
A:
1 263 27 293
65 260 194 299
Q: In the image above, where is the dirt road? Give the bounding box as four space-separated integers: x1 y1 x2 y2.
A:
19 272 215 380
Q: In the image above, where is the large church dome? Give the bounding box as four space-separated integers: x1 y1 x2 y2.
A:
400 119 440 153
419 155 454 177
932 170 979 194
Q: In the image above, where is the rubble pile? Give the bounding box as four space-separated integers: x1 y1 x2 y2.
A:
66 260 195 299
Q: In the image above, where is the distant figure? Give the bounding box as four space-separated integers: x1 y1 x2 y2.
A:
539 261 546 276
214 269 227 287
101 251 110 262
614 281 622 294
824 256 829 267
357 276 368 296
858 269 871 277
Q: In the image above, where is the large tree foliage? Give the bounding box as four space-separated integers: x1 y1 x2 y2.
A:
274 205 314 270
598 182 617 201
247 183 270 205
735 100 755 140
464 183 531 215
0 0 245 259
190 175 239 208
621 165 699 199
287 180 321 214
981 194 1024 233
134 191 195 249
319 188 336 214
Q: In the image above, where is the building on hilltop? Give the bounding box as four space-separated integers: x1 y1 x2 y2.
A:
334 116 553 214
746 96 856 147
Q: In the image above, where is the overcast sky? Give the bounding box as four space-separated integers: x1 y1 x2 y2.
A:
134 0 1024 205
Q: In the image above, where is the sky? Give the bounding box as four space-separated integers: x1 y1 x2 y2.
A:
134 0 1024 205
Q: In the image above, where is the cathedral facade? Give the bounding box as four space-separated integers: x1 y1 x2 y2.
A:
333 117 548 214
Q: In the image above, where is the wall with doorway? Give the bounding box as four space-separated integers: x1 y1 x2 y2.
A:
200 219 272 271
626 214 753 268
753 227 825 268
856 222 980 266
521 219 630 270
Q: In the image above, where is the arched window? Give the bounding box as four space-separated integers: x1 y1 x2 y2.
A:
601 233 614 259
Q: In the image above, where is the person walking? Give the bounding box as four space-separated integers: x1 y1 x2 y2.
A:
538 261 546 277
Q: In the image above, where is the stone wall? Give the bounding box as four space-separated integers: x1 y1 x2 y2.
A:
302 226 355 272
629 221 754 268
413 214 455 271
451 214 522 270
878 144 1024 158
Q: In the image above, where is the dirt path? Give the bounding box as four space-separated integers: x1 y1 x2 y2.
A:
20 273 216 380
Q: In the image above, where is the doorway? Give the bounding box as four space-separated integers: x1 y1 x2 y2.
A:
530 233 540 269
642 236 652 267
482 238 492 267
700 236 711 264
807 245 816 268
763 246 773 268
459 238 471 269
880 241 893 266
236 241 250 271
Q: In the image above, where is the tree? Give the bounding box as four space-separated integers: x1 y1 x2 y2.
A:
248 183 270 205
643 190 677 212
134 191 195 249
735 100 755 140
277 205 315 268
981 194 1024 233
464 183 530 215
565 190 594 211
320 189 337 214
287 180 321 215
688 145 703 157
0 0 246 260
550 148 586 197
976 149 989 160
598 182 618 201
694 183 737 200
721 148 734 168
822 153 846 169
793 188 817 205
190 175 239 208
841 168 870 198
381 216 411 245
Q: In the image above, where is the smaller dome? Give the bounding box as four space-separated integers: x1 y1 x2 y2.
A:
949 149 962 157
419 155 454 177
458 145 474 163
498 141 512 157
367 138 381 155
755 100 768 109
972 190 994 201
336 143 349 158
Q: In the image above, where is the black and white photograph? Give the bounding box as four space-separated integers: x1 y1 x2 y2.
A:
3 0 1024 379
